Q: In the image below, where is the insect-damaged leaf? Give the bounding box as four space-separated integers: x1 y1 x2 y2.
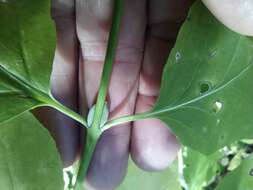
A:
0 0 56 123
150 1 253 154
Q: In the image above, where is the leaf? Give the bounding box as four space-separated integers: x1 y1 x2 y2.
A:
150 1 253 154
215 155 253 190
0 112 64 190
117 159 181 190
0 0 56 123
181 147 223 190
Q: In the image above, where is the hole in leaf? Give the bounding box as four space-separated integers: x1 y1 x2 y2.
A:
175 52 181 62
200 82 211 94
212 101 223 113
185 164 190 168
249 169 253 176
209 49 218 58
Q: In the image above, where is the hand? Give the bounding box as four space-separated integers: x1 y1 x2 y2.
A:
34 0 252 190
34 0 191 189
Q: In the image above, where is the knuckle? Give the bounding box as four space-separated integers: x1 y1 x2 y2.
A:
51 0 75 19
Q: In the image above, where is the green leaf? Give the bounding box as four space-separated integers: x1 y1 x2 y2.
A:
0 0 87 126
215 155 253 190
0 0 55 123
104 1 253 153
149 1 253 154
0 112 64 190
117 159 181 190
181 147 223 190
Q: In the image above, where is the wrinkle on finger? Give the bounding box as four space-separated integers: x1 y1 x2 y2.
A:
76 0 113 50
76 0 113 108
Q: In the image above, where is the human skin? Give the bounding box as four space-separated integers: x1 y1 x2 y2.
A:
203 0 253 36
34 0 252 190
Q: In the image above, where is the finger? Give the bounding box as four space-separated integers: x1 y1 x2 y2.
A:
202 0 253 36
76 0 146 189
131 0 191 171
33 0 80 167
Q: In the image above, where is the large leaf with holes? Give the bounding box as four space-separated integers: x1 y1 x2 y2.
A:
149 1 253 154
0 112 64 190
215 155 253 190
117 159 181 190
0 0 56 123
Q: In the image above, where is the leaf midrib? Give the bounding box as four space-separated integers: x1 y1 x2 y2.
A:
0 64 50 103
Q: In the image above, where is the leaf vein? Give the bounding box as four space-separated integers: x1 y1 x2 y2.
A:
153 60 253 116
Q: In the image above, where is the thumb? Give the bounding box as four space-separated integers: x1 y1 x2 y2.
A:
202 0 253 36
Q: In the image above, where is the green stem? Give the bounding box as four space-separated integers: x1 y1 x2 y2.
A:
73 0 124 189
103 111 153 130
0 63 88 127
92 0 124 129
46 97 88 128
74 127 101 190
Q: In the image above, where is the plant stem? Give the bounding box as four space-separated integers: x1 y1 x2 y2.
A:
0 63 88 128
73 0 124 189
103 111 153 130
91 0 124 130
47 97 88 128
73 127 101 190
